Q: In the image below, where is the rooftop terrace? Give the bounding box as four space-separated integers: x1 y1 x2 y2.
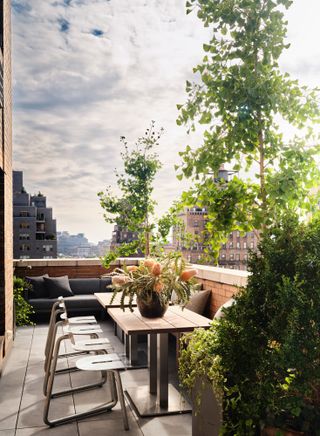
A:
0 320 191 436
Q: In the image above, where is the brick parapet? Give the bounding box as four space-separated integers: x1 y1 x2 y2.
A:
14 259 249 319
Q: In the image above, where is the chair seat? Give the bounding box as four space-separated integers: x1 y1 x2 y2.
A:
61 314 97 324
72 337 113 352
64 325 102 335
76 354 125 371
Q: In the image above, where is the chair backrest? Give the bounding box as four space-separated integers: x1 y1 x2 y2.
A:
213 298 236 320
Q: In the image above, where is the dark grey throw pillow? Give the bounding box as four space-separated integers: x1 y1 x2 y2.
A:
44 276 74 299
25 274 49 299
185 290 211 315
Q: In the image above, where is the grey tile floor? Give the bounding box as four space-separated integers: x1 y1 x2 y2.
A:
0 322 191 436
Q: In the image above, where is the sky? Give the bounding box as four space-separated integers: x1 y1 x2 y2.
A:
12 0 320 243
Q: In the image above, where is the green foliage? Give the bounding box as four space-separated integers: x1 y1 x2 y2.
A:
177 0 320 260
98 121 166 265
13 277 34 326
179 214 320 434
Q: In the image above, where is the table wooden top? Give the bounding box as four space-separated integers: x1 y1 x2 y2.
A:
107 306 212 335
94 292 137 308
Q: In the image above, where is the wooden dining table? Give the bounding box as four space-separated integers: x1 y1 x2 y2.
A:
107 305 212 417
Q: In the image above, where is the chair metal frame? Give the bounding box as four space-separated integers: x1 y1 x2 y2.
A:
43 345 129 430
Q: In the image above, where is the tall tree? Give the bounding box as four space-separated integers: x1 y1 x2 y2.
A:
99 122 173 266
177 0 320 258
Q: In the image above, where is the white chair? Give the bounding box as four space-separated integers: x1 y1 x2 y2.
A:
43 298 112 397
43 346 129 430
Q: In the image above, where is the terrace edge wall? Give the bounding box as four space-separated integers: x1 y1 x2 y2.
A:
14 259 249 320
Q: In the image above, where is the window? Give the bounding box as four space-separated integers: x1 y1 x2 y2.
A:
243 242 247 249
250 241 254 249
236 254 240 261
19 211 30 217
43 244 53 252
20 244 30 251
236 231 240 237
230 254 234 260
20 222 30 229
229 242 233 249
43 256 53 259
236 242 240 248
20 255 30 259
244 254 248 261
220 253 226 259
193 220 199 227
19 234 30 240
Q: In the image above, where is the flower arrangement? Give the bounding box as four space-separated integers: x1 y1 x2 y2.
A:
110 253 199 312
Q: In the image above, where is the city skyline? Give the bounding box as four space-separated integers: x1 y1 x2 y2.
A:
12 0 320 243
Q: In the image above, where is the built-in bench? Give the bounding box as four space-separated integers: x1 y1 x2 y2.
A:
25 276 113 317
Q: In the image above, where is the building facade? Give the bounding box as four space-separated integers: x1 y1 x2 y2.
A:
13 171 57 259
110 225 138 251
172 206 258 270
57 231 106 258
0 0 13 372
172 206 207 264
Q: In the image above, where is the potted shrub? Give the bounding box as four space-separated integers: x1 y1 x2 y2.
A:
179 214 320 435
110 252 198 317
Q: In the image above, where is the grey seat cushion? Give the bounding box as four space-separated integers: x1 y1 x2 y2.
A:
99 277 112 293
29 295 101 312
69 278 100 295
64 295 101 310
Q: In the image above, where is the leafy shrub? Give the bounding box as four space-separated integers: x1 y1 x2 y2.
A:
13 277 34 326
180 214 320 435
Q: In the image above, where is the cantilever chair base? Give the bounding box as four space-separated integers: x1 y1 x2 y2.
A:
44 394 117 427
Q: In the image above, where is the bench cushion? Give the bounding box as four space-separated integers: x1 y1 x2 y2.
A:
26 274 49 299
69 278 100 295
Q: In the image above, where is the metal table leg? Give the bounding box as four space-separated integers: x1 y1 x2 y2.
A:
124 332 191 417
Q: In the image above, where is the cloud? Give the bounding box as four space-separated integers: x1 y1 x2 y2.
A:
58 17 70 33
91 29 104 37
12 0 320 243
12 0 209 242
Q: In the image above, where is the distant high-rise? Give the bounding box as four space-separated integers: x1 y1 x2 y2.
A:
13 171 57 259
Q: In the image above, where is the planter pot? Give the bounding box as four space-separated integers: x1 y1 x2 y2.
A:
192 377 222 436
136 293 169 318
261 427 304 436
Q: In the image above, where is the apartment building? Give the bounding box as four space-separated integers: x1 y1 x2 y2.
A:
13 171 57 259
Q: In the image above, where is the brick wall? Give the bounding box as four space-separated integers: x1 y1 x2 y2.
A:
196 265 249 318
13 258 141 279
0 0 13 370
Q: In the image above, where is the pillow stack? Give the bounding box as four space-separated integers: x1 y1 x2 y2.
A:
26 275 74 299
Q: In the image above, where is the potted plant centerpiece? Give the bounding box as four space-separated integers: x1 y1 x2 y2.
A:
110 253 198 318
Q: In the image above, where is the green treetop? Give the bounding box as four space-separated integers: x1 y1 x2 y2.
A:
99 122 177 266
177 0 320 258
